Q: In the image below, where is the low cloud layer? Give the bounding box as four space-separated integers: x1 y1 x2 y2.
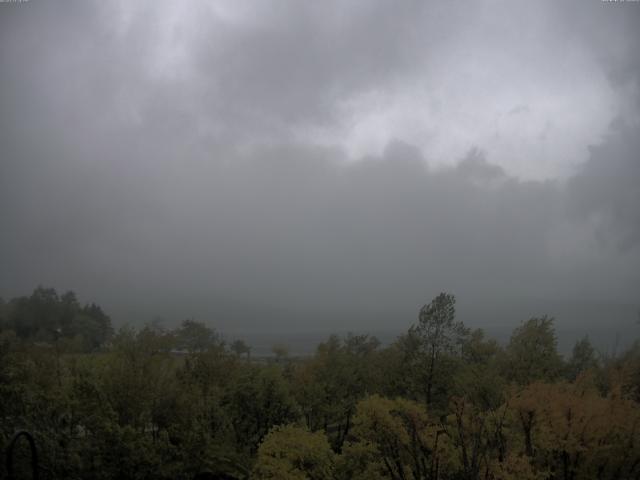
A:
0 1 638 332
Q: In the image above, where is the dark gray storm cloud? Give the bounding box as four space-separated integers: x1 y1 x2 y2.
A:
568 125 640 251
1 0 639 335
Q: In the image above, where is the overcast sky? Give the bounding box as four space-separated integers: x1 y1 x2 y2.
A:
1 0 639 333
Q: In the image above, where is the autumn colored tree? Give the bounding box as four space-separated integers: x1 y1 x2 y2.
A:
509 380 640 479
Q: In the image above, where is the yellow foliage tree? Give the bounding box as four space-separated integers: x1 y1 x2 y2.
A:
341 395 455 479
509 380 640 479
252 424 335 480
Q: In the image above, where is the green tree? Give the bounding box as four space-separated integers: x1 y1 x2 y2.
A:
230 339 251 359
272 343 290 363
1 287 112 351
223 365 299 454
292 334 381 451
566 336 598 381
503 316 563 385
175 318 221 353
406 293 469 406
78 302 113 349
455 329 506 410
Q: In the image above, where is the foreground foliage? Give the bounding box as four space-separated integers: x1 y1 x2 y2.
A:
1 288 639 479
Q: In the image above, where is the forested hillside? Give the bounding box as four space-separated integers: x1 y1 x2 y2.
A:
2 288 640 479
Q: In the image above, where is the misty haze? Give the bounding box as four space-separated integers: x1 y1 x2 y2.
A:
1 1 639 479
